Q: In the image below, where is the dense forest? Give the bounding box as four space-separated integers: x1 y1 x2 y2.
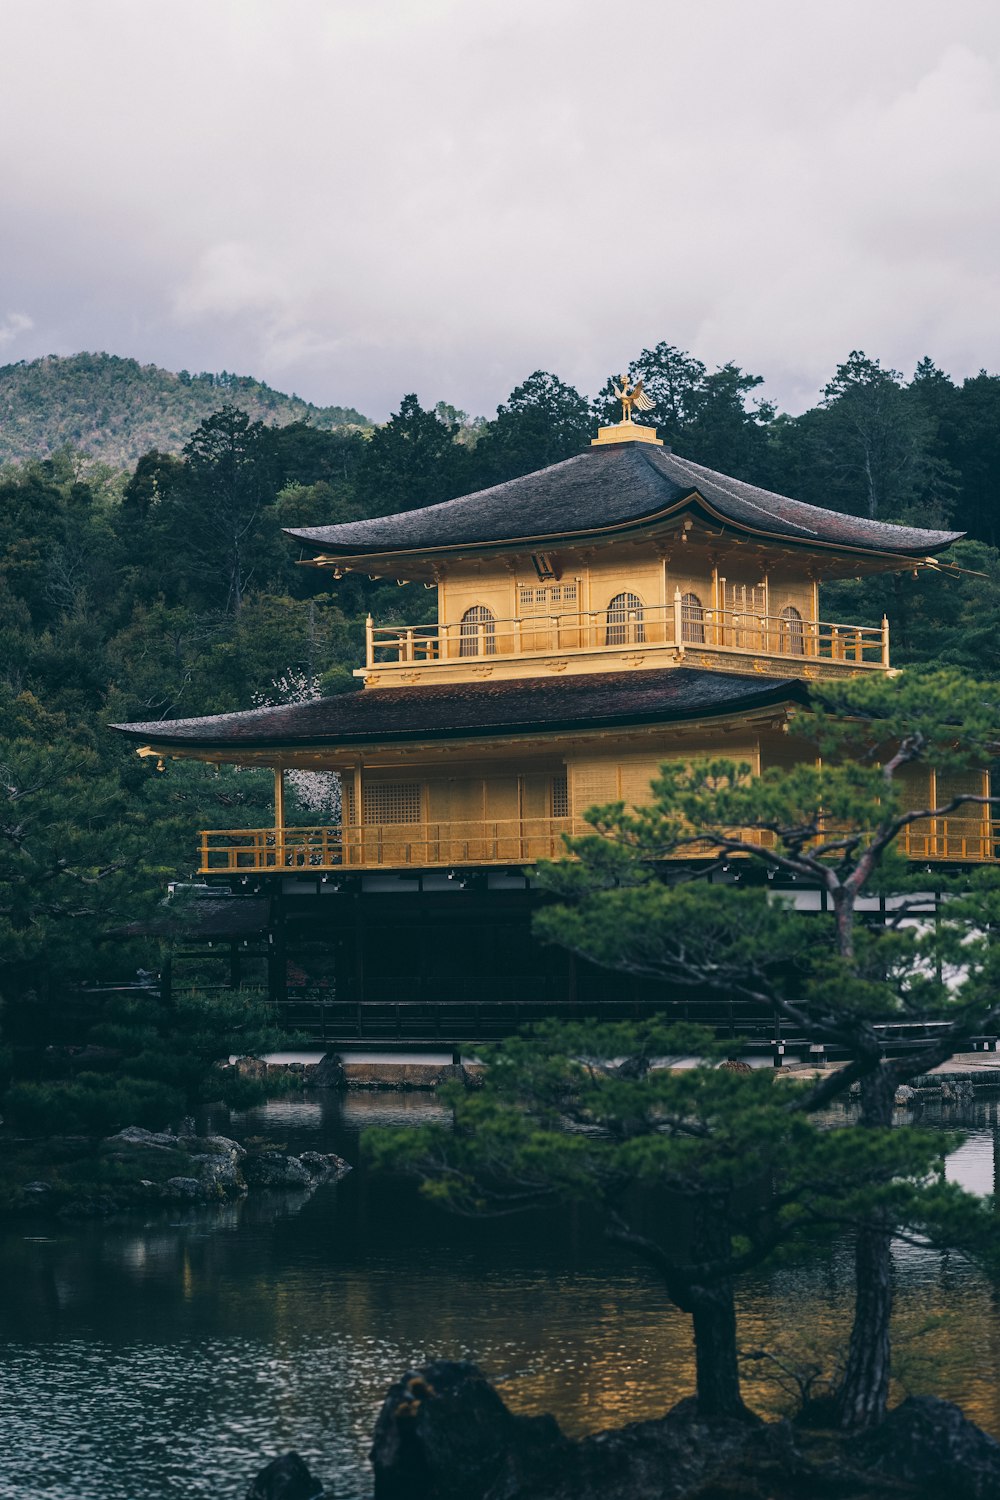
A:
0 352 369 467
3 340 1000 1012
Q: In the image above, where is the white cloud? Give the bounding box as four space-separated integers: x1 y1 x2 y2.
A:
0 313 34 351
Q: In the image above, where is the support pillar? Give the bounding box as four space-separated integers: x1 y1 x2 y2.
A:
274 766 286 868
268 891 287 1011
353 762 363 867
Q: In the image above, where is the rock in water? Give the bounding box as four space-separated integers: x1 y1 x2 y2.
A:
370 1359 563 1500
246 1450 326 1499
855 1396 1000 1499
311 1053 345 1089
242 1152 313 1188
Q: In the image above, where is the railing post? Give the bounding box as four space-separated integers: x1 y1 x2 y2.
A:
673 588 684 651
881 615 890 668
365 613 374 668
405 627 414 662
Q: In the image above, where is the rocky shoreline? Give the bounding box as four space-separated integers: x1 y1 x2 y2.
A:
10 1124 350 1217
245 1359 1000 1500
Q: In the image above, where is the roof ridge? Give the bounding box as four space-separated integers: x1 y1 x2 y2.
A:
663 451 822 538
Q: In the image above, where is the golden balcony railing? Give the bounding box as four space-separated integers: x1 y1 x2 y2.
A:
199 809 995 875
366 600 890 672
199 818 578 873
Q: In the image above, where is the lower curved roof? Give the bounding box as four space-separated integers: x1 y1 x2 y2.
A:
112 668 806 754
285 443 963 561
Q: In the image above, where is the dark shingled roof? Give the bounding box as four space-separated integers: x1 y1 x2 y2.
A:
285 443 963 559
111 669 807 752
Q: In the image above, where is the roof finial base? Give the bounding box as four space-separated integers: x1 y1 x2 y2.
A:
591 422 663 448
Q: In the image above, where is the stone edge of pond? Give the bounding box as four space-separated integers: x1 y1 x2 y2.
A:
3 1126 352 1219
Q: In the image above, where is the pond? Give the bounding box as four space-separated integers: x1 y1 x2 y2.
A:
2 1091 999 1500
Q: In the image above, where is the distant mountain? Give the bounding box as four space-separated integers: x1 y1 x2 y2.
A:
0 352 370 467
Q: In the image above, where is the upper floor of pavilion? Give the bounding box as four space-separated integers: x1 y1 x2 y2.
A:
286 420 963 688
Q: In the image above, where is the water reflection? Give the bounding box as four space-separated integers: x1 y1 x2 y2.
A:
2 1092 999 1500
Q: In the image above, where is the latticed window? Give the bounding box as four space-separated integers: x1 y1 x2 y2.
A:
723 581 766 615
779 605 805 655
363 782 422 824
459 604 496 656
552 771 569 818
681 591 705 644
606 591 645 645
518 583 578 612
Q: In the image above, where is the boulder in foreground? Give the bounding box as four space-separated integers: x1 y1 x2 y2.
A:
369 1359 1000 1499
246 1450 327 1499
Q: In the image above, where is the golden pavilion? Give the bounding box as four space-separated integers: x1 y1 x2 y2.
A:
112 412 987 1032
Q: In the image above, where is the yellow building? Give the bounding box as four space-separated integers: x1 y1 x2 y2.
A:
112 417 984 1034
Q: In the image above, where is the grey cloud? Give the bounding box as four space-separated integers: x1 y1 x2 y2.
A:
0 0 998 420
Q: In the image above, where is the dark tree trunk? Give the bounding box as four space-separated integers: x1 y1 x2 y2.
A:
683 1201 755 1421
837 1064 896 1429
838 1214 893 1429
689 1280 750 1419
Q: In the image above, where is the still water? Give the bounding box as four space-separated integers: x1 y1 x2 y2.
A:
2 1092 1000 1500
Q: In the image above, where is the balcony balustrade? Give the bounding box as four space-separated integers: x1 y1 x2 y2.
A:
365 599 889 674
199 810 996 874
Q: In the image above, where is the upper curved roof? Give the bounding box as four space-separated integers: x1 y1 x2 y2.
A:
285 443 963 560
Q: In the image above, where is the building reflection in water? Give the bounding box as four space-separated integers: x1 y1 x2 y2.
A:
1 1094 999 1500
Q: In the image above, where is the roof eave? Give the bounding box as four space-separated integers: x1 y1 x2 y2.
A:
282 496 965 570
108 679 809 758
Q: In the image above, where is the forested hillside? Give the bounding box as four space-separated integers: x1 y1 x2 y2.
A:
0 352 369 467
3 341 1000 1011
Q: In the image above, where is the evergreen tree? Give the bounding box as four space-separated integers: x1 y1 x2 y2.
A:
472 371 592 483
354 394 471 516
533 666 1000 1427
366 1019 977 1419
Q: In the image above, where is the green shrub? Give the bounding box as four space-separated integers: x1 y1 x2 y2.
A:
4 1076 184 1135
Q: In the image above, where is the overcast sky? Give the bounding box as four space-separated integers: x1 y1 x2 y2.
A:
1 0 998 421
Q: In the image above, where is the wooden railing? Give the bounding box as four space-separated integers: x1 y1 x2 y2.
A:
199 818 578 873
199 810 995 873
367 600 889 670
898 821 996 862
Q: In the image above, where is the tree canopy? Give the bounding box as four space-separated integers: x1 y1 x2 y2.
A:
531 665 1000 1426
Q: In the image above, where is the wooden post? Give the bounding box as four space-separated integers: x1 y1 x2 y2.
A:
761 573 769 653
365 613 374 667
881 615 890 668
673 587 684 652
274 767 285 868
353 763 363 866
711 564 720 647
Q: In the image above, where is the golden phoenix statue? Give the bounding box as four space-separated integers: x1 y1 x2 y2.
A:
612 373 655 424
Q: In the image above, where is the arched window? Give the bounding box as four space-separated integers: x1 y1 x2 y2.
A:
606 592 645 646
778 604 805 655
681 591 705 644
459 604 496 656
